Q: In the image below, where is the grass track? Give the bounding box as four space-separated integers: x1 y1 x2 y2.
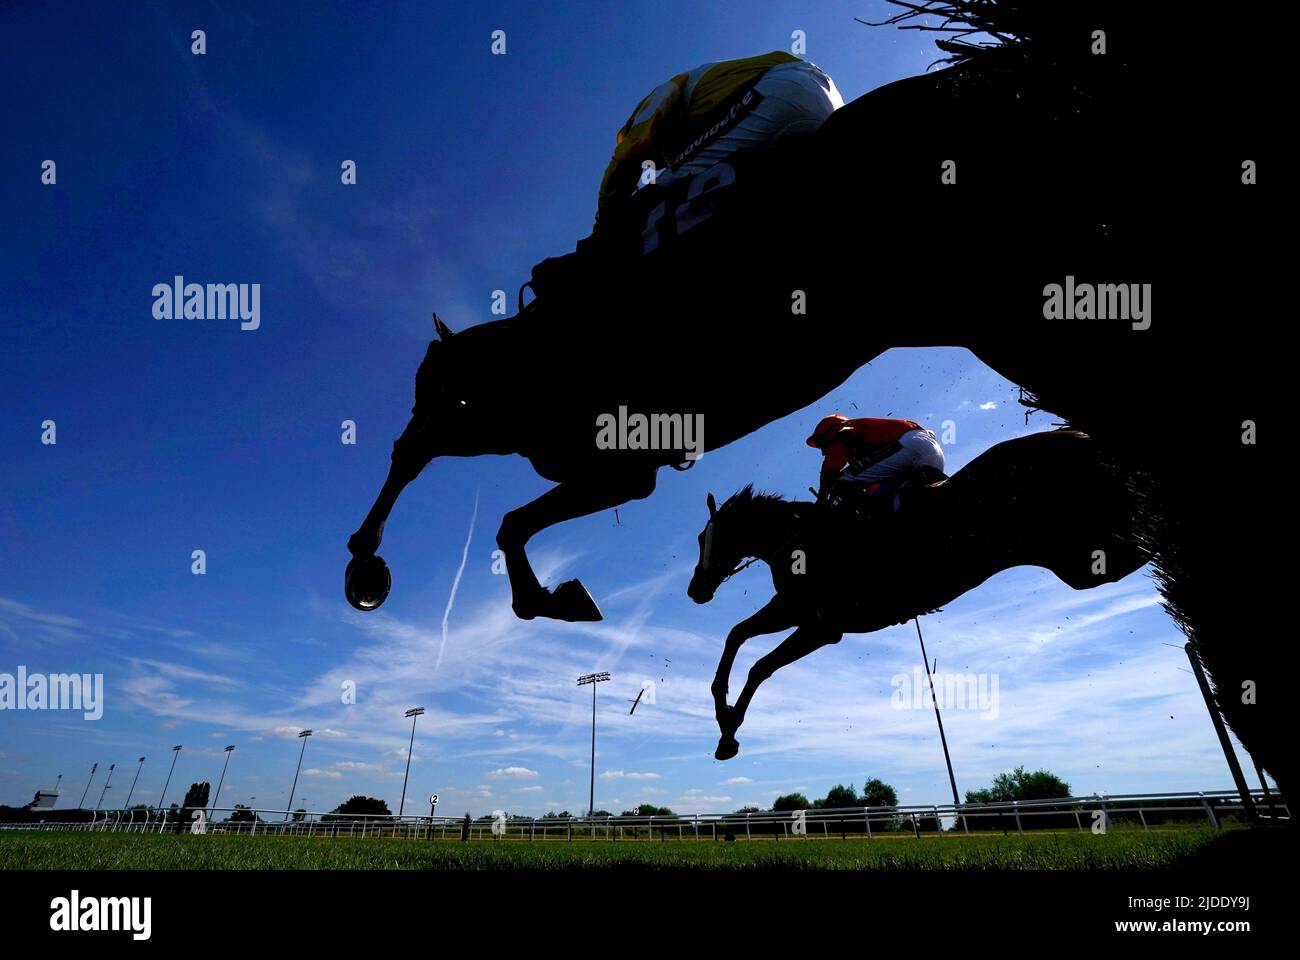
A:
0 826 1271 870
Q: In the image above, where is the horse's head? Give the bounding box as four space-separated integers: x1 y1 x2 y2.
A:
397 314 498 464
687 491 746 604
412 314 464 416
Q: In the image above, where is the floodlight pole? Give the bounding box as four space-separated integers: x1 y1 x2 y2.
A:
577 673 610 818
915 618 961 807
124 757 145 808
95 763 116 811
158 745 182 812
286 729 312 821
78 763 98 809
211 746 235 823
399 707 425 817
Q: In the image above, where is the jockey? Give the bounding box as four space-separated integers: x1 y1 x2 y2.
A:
807 414 946 512
593 50 844 252
528 52 843 301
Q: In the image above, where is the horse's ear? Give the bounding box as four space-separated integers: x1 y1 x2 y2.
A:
706 493 717 518
433 313 456 341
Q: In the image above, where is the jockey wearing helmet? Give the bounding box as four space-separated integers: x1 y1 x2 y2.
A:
807 414 946 511
593 50 844 253
528 52 842 300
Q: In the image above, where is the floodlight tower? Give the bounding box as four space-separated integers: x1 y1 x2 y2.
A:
399 707 425 817
123 757 145 808
577 673 610 817
285 729 313 821
158 745 183 812
95 763 116 811
77 763 98 809
211 745 236 822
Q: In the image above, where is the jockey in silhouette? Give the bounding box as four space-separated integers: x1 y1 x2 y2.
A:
528 51 843 300
593 51 843 250
807 414 946 514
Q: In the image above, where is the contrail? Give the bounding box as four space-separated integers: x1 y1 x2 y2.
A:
436 489 479 673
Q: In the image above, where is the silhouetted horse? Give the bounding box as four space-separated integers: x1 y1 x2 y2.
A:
344 3 1287 799
686 431 1146 759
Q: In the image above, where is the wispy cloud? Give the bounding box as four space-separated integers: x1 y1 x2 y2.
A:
437 490 479 673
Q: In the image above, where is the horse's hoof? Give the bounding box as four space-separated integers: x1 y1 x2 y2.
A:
714 734 740 761
345 555 391 612
551 579 603 622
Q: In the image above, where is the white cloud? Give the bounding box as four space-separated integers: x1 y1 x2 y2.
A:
600 770 661 781
677 791 732 808
488 766 539 779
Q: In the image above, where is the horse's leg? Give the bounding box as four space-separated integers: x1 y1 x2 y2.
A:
711 595 801 732
346 413 436 573
497 467 657 622
715 623 842 760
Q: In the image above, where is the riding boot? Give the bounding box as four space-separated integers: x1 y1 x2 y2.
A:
529 210 642 304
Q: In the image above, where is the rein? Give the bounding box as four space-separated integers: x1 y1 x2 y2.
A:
715 507 807 584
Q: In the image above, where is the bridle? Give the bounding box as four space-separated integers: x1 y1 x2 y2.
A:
699 509 806 586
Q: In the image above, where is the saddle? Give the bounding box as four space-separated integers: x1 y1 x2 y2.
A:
823 465 947 524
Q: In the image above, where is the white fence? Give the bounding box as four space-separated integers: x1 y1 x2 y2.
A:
0 789 1285 841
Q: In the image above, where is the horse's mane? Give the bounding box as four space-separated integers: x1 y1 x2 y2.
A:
722 484 789 511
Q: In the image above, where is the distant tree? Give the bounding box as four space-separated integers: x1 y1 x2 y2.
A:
815 784 859 809
861 778 898 808
225 804 260 823
773 792 812 812
588 809 613 818
541 810 572 819
291 808 307 822
732 806 761 814
623 804 675 817
179 782 210 830
323 795 392 821
965 766 1070 803
962 766 1072 833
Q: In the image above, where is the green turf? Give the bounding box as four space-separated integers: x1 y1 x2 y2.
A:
0 825 1263 870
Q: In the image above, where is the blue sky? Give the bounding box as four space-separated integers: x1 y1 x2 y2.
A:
0 1 1260 817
